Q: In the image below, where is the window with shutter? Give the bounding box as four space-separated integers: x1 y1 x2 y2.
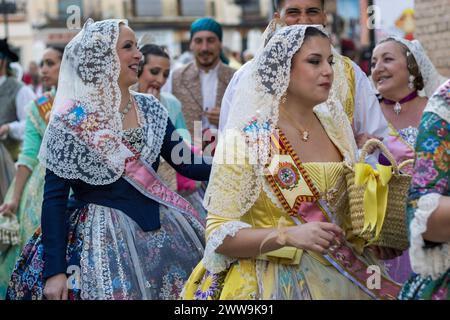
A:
180 0 206 16
134 0 162 17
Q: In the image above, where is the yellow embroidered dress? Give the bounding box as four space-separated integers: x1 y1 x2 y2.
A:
183 104 398 300
183 25 401 300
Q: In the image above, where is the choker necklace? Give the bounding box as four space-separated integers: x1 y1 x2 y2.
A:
383 91 418 115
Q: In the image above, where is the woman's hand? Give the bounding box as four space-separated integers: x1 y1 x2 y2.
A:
44 273 68 300
204 107 221 126
0 201 19 218
369 246 403 260
0 124 9 139
285 222 344 255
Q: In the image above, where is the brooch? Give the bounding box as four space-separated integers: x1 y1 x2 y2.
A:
274 162 300 191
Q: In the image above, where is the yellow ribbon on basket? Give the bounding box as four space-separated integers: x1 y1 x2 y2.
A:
354 163 392 239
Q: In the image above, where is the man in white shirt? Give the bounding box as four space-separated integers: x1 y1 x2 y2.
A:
0 38 36 161
219 0 389 148
171 18 235 150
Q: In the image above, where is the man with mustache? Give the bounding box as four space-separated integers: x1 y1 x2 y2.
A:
172 18 236 152
219 0 389 149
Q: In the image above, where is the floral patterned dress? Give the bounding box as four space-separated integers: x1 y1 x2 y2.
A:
399 81 450 300
0 91 54 299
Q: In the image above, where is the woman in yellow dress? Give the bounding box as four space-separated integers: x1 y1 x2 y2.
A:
182 25 401 300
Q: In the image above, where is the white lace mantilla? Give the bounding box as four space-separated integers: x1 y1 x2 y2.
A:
204 25 332 218
425 80 450 124
38 20 169 185
133 93 169 168
410 193 450 280
203 221 252 273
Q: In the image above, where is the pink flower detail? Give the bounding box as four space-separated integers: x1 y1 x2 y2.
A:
412 159 439 187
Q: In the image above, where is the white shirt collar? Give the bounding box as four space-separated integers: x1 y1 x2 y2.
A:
199 62 220 75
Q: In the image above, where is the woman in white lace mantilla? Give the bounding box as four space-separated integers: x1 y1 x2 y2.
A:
182 25 398 300
6 19 211 300
371 37 447 284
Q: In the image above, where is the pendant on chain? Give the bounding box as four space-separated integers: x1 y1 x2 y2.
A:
394 102 402 115
302 130 310 142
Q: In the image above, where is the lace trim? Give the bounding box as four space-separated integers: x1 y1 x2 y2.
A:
410 193 450 280
262 179 284 210
80 205 115 299
202 221 252 273
203 140 263 218
133 93 169 168
425 91 450 124
314 100 357 164
40 120 128 185
330 51 351 114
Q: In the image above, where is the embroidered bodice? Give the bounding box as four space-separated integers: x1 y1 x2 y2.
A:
397 126 419 148
123 127 144 153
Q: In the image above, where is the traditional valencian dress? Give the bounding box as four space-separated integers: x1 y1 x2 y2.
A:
6 93 210 301
374 37 447 284
156 92 208 220
182 25 400 300
399 79 450 300
0 90 55 299
183 105 400 300
6 19 210 300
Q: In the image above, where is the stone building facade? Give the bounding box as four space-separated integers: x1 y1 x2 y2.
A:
414 0 450 77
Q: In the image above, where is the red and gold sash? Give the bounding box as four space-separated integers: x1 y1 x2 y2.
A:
35 92 54 124
264 129 401 300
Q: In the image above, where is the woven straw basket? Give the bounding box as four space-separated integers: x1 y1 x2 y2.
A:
344 139 412 250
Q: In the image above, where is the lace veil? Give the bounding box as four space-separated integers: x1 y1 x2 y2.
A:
378 36 447 98
203 25 354 218
38 19 136 185
425 78 450 123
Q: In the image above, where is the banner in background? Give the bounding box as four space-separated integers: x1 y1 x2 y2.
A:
373 0 415 41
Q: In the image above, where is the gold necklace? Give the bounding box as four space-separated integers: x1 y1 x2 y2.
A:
280 109 310 142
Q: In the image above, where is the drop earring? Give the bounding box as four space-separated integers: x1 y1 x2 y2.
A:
408 75 415 90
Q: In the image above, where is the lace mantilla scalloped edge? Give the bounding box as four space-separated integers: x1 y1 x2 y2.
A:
410 193 450 280
202 221 252 274
425 93 450 124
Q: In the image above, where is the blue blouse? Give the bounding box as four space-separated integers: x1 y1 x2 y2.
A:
41 120 211 279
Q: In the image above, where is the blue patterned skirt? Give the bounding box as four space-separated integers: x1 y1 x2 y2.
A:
6 203 205 300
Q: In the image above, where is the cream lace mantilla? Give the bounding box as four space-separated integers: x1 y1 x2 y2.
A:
203 25 357 219
425 79 450 124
